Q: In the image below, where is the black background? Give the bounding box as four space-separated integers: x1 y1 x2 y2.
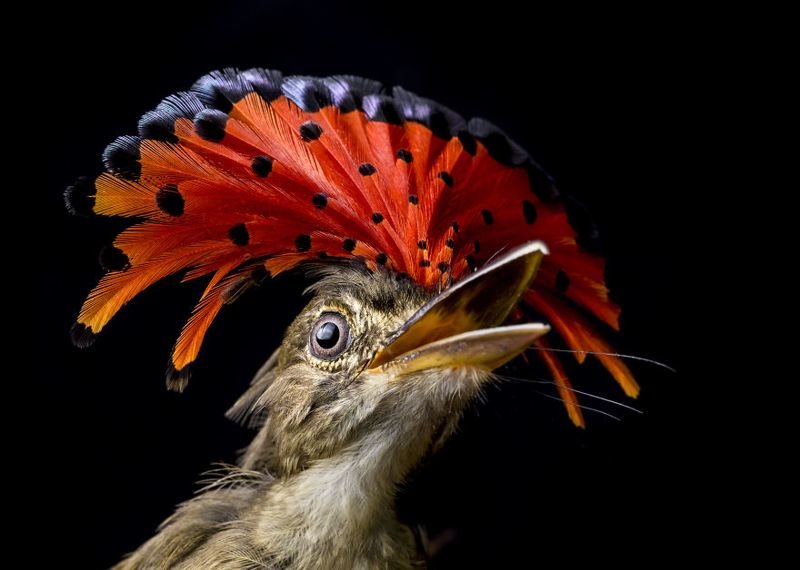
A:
39 1 691 567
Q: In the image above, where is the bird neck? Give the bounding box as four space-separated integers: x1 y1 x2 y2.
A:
253 421 428 567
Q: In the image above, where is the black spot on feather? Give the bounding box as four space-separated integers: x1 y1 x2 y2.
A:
312 193 328 209
342 238 356 252
228 223 249 246
396 148 413 163
296 234 312 252
251 156 273 177
156 184 184 216
359 163 376 176
299 121 323 141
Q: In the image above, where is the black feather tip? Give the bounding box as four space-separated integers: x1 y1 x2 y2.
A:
564 196 602 253
322 75 384 112
64 176 95 216
282 76 333 113
457 130 477 155
70 322 97 348
362 94 402 125
138 91 206 143
525 162 560 202
166 363 192 393
243 67 285 103
191 68 256 112
467 118 529 166
194 109 229 142
392 86 465 139
99 245 131 272
102 135 141 180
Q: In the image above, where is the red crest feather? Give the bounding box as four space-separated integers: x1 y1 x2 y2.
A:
68 69 637 425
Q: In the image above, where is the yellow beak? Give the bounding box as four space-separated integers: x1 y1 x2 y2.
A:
368 241 550 375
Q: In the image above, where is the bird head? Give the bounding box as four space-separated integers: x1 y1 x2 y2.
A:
232 243 548 476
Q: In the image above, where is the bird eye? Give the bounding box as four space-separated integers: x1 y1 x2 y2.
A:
309 312 351 360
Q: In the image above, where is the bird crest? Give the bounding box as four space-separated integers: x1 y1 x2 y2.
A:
67 69 638 426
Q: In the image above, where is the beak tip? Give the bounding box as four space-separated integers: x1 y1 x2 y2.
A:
529 240 550 256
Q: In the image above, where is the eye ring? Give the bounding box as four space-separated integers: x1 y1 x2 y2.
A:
309 312 351 360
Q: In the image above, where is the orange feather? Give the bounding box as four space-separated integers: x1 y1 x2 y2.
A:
70 69 637 418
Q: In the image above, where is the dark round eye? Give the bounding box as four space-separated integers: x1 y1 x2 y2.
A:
309 312 351 360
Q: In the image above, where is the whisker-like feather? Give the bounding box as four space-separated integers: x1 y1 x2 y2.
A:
527 345 676 373
535 391 622 422
495 373 643 414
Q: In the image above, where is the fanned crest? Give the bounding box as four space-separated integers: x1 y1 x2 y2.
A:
67 69 638 426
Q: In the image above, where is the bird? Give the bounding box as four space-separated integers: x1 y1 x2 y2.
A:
66 69 639 569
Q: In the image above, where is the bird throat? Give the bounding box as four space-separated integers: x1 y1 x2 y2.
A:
250 406 449 568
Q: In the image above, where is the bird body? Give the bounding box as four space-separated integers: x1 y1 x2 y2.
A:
67 69 638 567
